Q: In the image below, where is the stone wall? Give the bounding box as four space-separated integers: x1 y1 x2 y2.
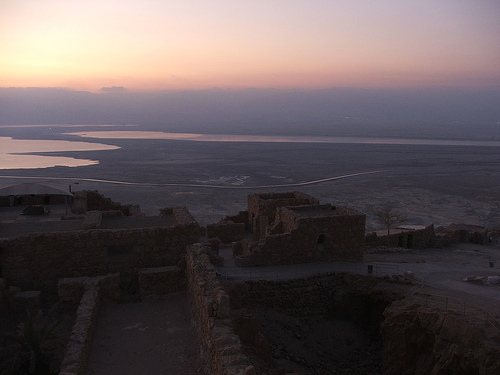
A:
159 206 197 224
206 211 250 244
247 192 319 239
186 243 255 375
206 222 246 244
229 275 500 374
366 224 435 249
381 301 500 375
235 204 366 266
138 266 185 299
58 274 121 304
71 190 142 216
58 274 120 375
229 273 404 323
0 221 200 291
437 224 490 246
59 284 101 375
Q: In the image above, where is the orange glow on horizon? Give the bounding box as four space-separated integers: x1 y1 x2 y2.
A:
1 1 499 92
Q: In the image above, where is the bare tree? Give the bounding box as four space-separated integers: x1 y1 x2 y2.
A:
372 199 407 235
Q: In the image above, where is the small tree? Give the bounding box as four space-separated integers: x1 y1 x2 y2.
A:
372 199 407 235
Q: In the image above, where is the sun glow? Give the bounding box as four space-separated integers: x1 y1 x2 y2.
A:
1 0 499 92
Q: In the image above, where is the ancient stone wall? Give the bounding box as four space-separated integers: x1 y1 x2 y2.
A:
138 266 185 299
0 222 200 291
71 190 142 216
206 222 246 244
439 224 490 245
236 205 366 266
58 274 121 304
58 274 120 375
160 206 197 224
186 243 255 375
229 273 403 324
366 224 435 249
59 284 100 375
247 192 319 239
206 211 249 244
381 301 500 375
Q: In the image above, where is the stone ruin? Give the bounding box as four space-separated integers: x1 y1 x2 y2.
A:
207 191 366 266
1 190 499 375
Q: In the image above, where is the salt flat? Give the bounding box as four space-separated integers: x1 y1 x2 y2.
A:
1 128 498 229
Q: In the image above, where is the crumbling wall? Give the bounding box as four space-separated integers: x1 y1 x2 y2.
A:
59 284 100 375
0 222 200 292
186 243 255 375
381 301 500 375
236 205 366 266
436 224 490 246
206 222 246 244
160 206 197 225
366 224 435 249
229 273 403 325
247 192 319 239
71 190 142 216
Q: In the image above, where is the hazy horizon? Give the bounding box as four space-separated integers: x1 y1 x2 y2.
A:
1 86 499 141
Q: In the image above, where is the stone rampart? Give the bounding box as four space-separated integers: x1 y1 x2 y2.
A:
0 221 200 291
186 243 255 375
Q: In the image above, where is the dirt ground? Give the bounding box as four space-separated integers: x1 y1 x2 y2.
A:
85 292 203 375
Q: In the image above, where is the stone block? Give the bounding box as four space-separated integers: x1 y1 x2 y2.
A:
82 210 102 230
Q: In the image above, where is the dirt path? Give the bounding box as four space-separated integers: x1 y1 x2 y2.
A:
85 292 203 375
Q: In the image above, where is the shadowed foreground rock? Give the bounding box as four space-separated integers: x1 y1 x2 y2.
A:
381 302 500 375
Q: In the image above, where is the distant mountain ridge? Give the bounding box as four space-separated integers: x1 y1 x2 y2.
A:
1 87 499 140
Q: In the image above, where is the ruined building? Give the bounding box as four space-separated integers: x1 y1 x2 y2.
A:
207 191 366 266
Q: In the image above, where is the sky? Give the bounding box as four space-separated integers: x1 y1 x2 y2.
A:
1 0 499 92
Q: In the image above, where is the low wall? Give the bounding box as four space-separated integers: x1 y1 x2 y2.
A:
186 243 255 375
366 224 435 249
58 274 121 304
438 224 490 246
58 274 120 375
58 284 101 375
